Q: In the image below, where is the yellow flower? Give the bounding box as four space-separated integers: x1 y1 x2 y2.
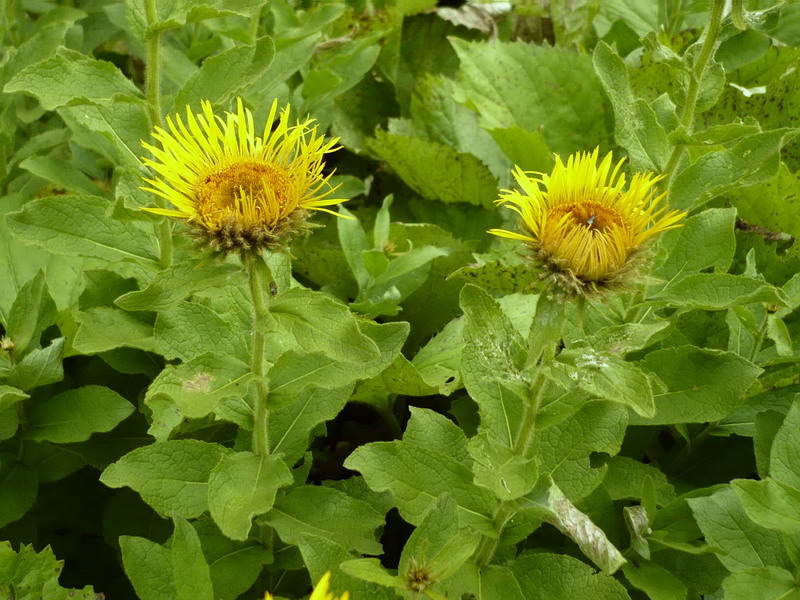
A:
142 98 343 253
263 571 349 600
489 148 686 294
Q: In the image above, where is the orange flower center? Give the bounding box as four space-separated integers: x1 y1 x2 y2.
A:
548 202 624 233
195 161 292 227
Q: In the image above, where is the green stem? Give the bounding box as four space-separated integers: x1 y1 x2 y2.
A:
143 0 172 269
474 361 552 567
731 0 746 30
247 255 271 456
663 0 725 184
749 314 769 363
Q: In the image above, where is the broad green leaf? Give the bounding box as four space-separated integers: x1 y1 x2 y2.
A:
669 129 797 211
340 558 403 588
155 302 246 362
120 536 176 600
655 273 788 311
19 155 101 195
450 39 613 156
127 0 266 38
25 385 133 443
623 560 688 600
268 288 380 362
722 566 800 600
754 410 785 477
399 494 479 586
296 534 398 600
636 346 761 424
116 261 242 311
732 163 800 244
468 433 537 501
22 442 84 483
0 386 27 412
404 407 470 466
345 439 496 534
603 456 676 506
6 195 159 265
4 47 142 109
0 409 18 442
688 487 790 571
593 42 669 172
265 485 384 555
488 127 554 174
101 440 229 518
145 354 252 433
6 269 56 356
269 384 352 464
653 208 737 283
381 356 438 397
460 284 528 447
733 478 800 533
0 542 97 600
770 399 800 489
551 349 655 418
173 36 275 109
367 131 497 208
73 308 157 354
450 260 540 295
6 338 64 391
191 517 271 600
172 517 214 600
509 553 631 600
0 454 37 528
207 452 291 541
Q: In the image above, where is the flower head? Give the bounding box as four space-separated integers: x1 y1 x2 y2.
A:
489 149 686 294
142 98 342 253
264 571 349 600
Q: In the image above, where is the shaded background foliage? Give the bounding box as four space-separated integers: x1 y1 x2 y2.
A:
0 0 800 599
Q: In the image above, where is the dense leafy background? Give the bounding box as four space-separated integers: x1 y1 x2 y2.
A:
1 0 800 599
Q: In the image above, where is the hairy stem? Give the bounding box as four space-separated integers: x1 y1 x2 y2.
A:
663 0 725 184
143 0 173 269
247 255 271 456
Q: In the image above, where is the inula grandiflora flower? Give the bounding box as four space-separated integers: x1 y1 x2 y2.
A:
489 148 686 294
142 98 343 253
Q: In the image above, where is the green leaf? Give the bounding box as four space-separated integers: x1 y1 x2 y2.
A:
460 284 528 447
25 385 133 443
732 163 800 243
6 195 159 265
450 260 540 295
120 536 177 600
488 127 554 174
268 288 380 362
733 478 800 533
4 47 142 109
0 454 37 528
603 456 676 506
172 517 214 600
551 349 655 418
669 129 797 211
344 439 497 534
0 386 28 412
340 558 403 588
19 155 101 195
722 566 800 600
769 399 800 489
636 346 762 424
6 269 56 356
468 433 537 501
73 307 157 354
207 452 291 541
404 407 470 465
268 385 352 464
0 542 97 600
655 273 788 310
593 42 669 172
265 485 385 555
399 494 479 586
509 553 631 600
622 560 688 600
100 440 229 518
7 338 64 391
653 208 737 283
173 36 275 109
116 261 243 311
688 487 790 572
22 442 84 483
155 302 246 362
450 39 613 156
366 130 497 208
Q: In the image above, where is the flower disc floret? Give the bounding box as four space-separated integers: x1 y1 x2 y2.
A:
142 98 343 253
489 148 686 293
